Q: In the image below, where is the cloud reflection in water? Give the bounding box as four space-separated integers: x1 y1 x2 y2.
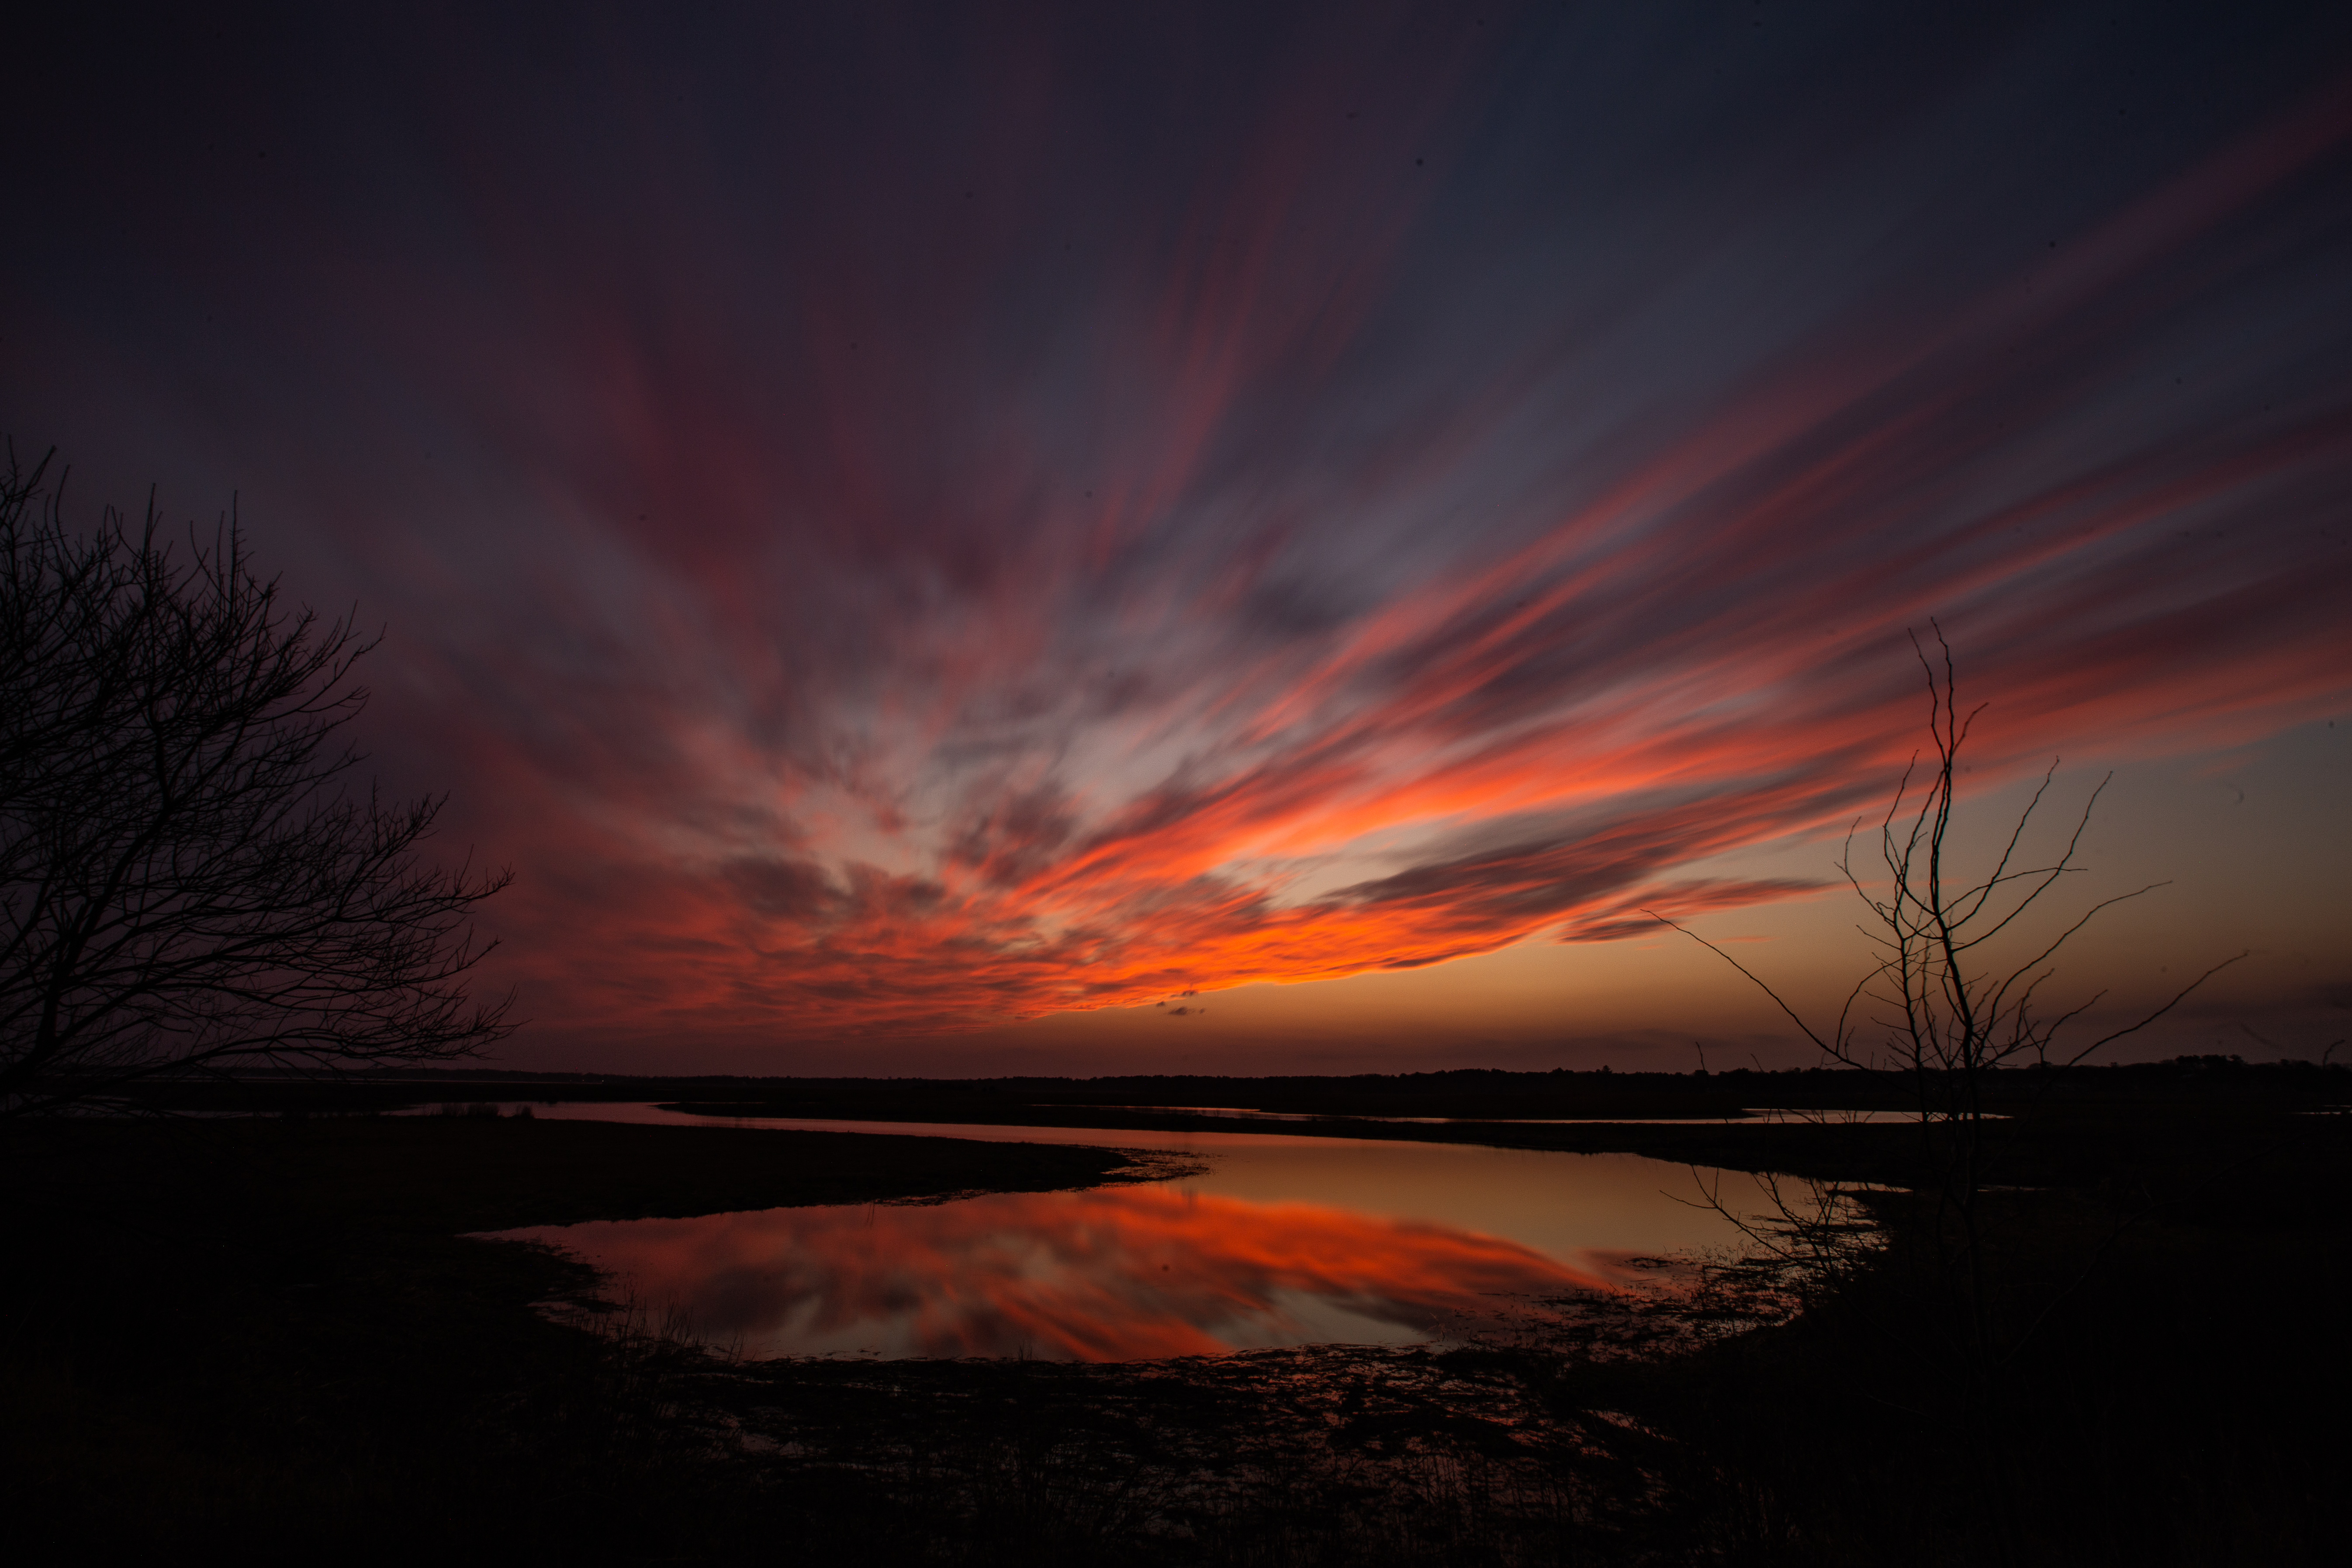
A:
511 1186 1609 1361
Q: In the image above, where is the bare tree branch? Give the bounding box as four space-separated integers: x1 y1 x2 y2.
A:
1 445 514 1115
1653 625 2238 1549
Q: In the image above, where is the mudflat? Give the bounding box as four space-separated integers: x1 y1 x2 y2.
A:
7 1087 2346 1565
1 1115 1164 1564
11 1113 1163 1232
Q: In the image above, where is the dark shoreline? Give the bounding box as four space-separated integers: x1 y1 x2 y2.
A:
8 1072 2346 1564
113 1052 2347 1119
1 1115 1186 1564
108 1050 2350 1190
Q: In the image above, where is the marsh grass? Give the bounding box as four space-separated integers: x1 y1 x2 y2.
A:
4 1103 2342 1565
642 1111 2348 1566
0 1115 1149 1562
1556 1122 2352 1566
688 1345 1650 1565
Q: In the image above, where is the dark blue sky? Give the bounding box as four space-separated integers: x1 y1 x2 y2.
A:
7 3 2348 1070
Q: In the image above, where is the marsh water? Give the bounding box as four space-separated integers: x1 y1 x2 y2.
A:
488 1104 1783 1362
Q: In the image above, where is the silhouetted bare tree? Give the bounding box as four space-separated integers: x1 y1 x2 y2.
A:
0 448 512 1115
1653 629 2238 1559
1659 634 2233 1265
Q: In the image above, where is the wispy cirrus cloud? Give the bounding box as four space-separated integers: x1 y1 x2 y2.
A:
6 5 2348 1059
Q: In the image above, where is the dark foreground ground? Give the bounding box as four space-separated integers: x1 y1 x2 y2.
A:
6 1068 2349 1565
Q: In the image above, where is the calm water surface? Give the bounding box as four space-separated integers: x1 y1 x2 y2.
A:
489 1103 1779 1362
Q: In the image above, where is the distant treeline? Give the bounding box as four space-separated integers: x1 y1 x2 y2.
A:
105 1054 2349 1119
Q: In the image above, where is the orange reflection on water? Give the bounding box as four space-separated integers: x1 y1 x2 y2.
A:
509 1185 1608 1361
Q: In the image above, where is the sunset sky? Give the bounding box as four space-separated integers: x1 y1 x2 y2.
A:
5 3 2348 1074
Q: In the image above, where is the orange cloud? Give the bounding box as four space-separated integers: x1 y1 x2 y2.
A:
75 26 2342 1060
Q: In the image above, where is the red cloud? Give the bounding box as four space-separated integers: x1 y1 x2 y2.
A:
45 27 2346 1059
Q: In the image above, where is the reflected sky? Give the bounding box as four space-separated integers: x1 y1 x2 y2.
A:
519 1188 1603 1360
493 1110 1767 1360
